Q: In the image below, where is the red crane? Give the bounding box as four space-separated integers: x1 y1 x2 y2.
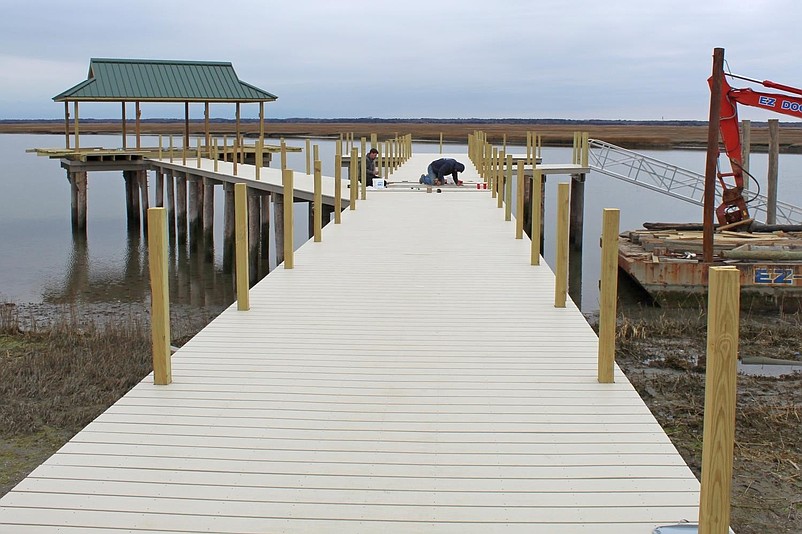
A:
709 72 802 224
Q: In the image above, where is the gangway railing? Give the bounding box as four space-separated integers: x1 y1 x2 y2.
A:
588 138 802 225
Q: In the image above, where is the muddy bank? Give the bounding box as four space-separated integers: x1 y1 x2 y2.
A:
607 306 802 534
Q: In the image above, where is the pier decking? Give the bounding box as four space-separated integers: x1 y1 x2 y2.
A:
0 153 701 533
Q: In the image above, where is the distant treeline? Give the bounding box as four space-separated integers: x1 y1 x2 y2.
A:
3 117 801 128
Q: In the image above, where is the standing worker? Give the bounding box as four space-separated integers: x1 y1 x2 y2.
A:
420 158 465 186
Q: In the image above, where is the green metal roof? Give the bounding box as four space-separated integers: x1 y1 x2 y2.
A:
53 58 277 103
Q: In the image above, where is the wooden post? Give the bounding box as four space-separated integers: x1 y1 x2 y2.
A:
497 152 505 209
203 178 214 246
248 190 260 285
704 48 725 264
505 154 513 221
335 154 342 223
283 169 295 269
439 132 443 154
234 103 241 174
168 135 174 163
360 137 367 200
74 102 80 150
598 208 619 383
121 102 127 150
64 102 70 149
531 170 542 265
314 160 322 242
256 102 264 181
280 138 287 170
350 148 358 210
223 183 234 273
69 171 88 235
554 182 570 308
155 171 164 208
569 175 586 307
234 183 250 311
166 171 176 237
135 101 141 149
176 174 187 243
741 120 751 194
147 207 171 385
305 139 311 175
698 266 739 534
274 192 284 266
260 193 271 262
516 161 524 239
767 118 779 225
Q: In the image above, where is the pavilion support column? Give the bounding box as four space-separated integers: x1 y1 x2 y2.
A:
184 102 190 151
121 102 127 149
64 102 70 149
176 173 188 244
123 170 140 233
274 193 285 266
248 189 260 285
223 183 235 273
568 174 586 308
135 101 141 149
68 171 87 235
74 102 80 150
204 102 211 148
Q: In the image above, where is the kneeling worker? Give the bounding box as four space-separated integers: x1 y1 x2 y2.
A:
419 158 465 186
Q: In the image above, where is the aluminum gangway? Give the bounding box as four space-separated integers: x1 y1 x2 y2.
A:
588 138 802 225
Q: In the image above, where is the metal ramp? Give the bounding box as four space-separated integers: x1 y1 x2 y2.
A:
588 138 802 225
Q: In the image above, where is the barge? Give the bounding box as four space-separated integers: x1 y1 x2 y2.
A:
618 226 802 310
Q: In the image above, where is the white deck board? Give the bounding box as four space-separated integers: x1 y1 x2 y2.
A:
0 153 701 533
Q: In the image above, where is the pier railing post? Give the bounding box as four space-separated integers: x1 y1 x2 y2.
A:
516 161 524 239
335 154 342 223
531 170 543 266
360 137 367 200
699 266 739 534
306 139 311 175
234 183 250 311
554 182 570 307
314 160 322 242
147 207 172 385
505 154 513 221
598 208 620 383
350 148 358 210
283 169 295 269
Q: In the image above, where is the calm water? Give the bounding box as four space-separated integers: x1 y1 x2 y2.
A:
2 133 802 312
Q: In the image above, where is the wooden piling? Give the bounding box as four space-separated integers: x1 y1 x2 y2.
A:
767 118 779 224
260 193 271 262
223 183 234 273
176 174 188 243
569 175 585 306
69 171 87 234
698 266 739 534
203 178 214 246
598 208 620 384
234 183 249 311
554 183 570 308
248 189 260 285
360 137 367 200
147 207 171 385
274 192 285 266
155 171 164 208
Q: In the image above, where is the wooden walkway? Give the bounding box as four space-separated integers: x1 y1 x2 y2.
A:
0 153 700 533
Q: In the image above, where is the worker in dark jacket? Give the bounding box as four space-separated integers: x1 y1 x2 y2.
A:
419 158 465 186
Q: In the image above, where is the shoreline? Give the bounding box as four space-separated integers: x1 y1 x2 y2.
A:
4 120 802 152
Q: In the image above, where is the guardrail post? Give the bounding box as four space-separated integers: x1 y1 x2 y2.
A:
505 154 513 221
360 137 367 200
350 148 358 210
531 170 543 265
283 169 295 269
147 207 171 385
439 132 443 154
305 138 311 175
581 132 589 167
554 182 570 307
516 161 524 239
314 160 322 242
699 266 739 534
598 208 619 383
234 183 250 311
335 154 342 223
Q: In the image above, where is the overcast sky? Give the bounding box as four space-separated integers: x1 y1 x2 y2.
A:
1 0 800 121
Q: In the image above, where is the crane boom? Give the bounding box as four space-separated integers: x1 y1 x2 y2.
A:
709 73 802 224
